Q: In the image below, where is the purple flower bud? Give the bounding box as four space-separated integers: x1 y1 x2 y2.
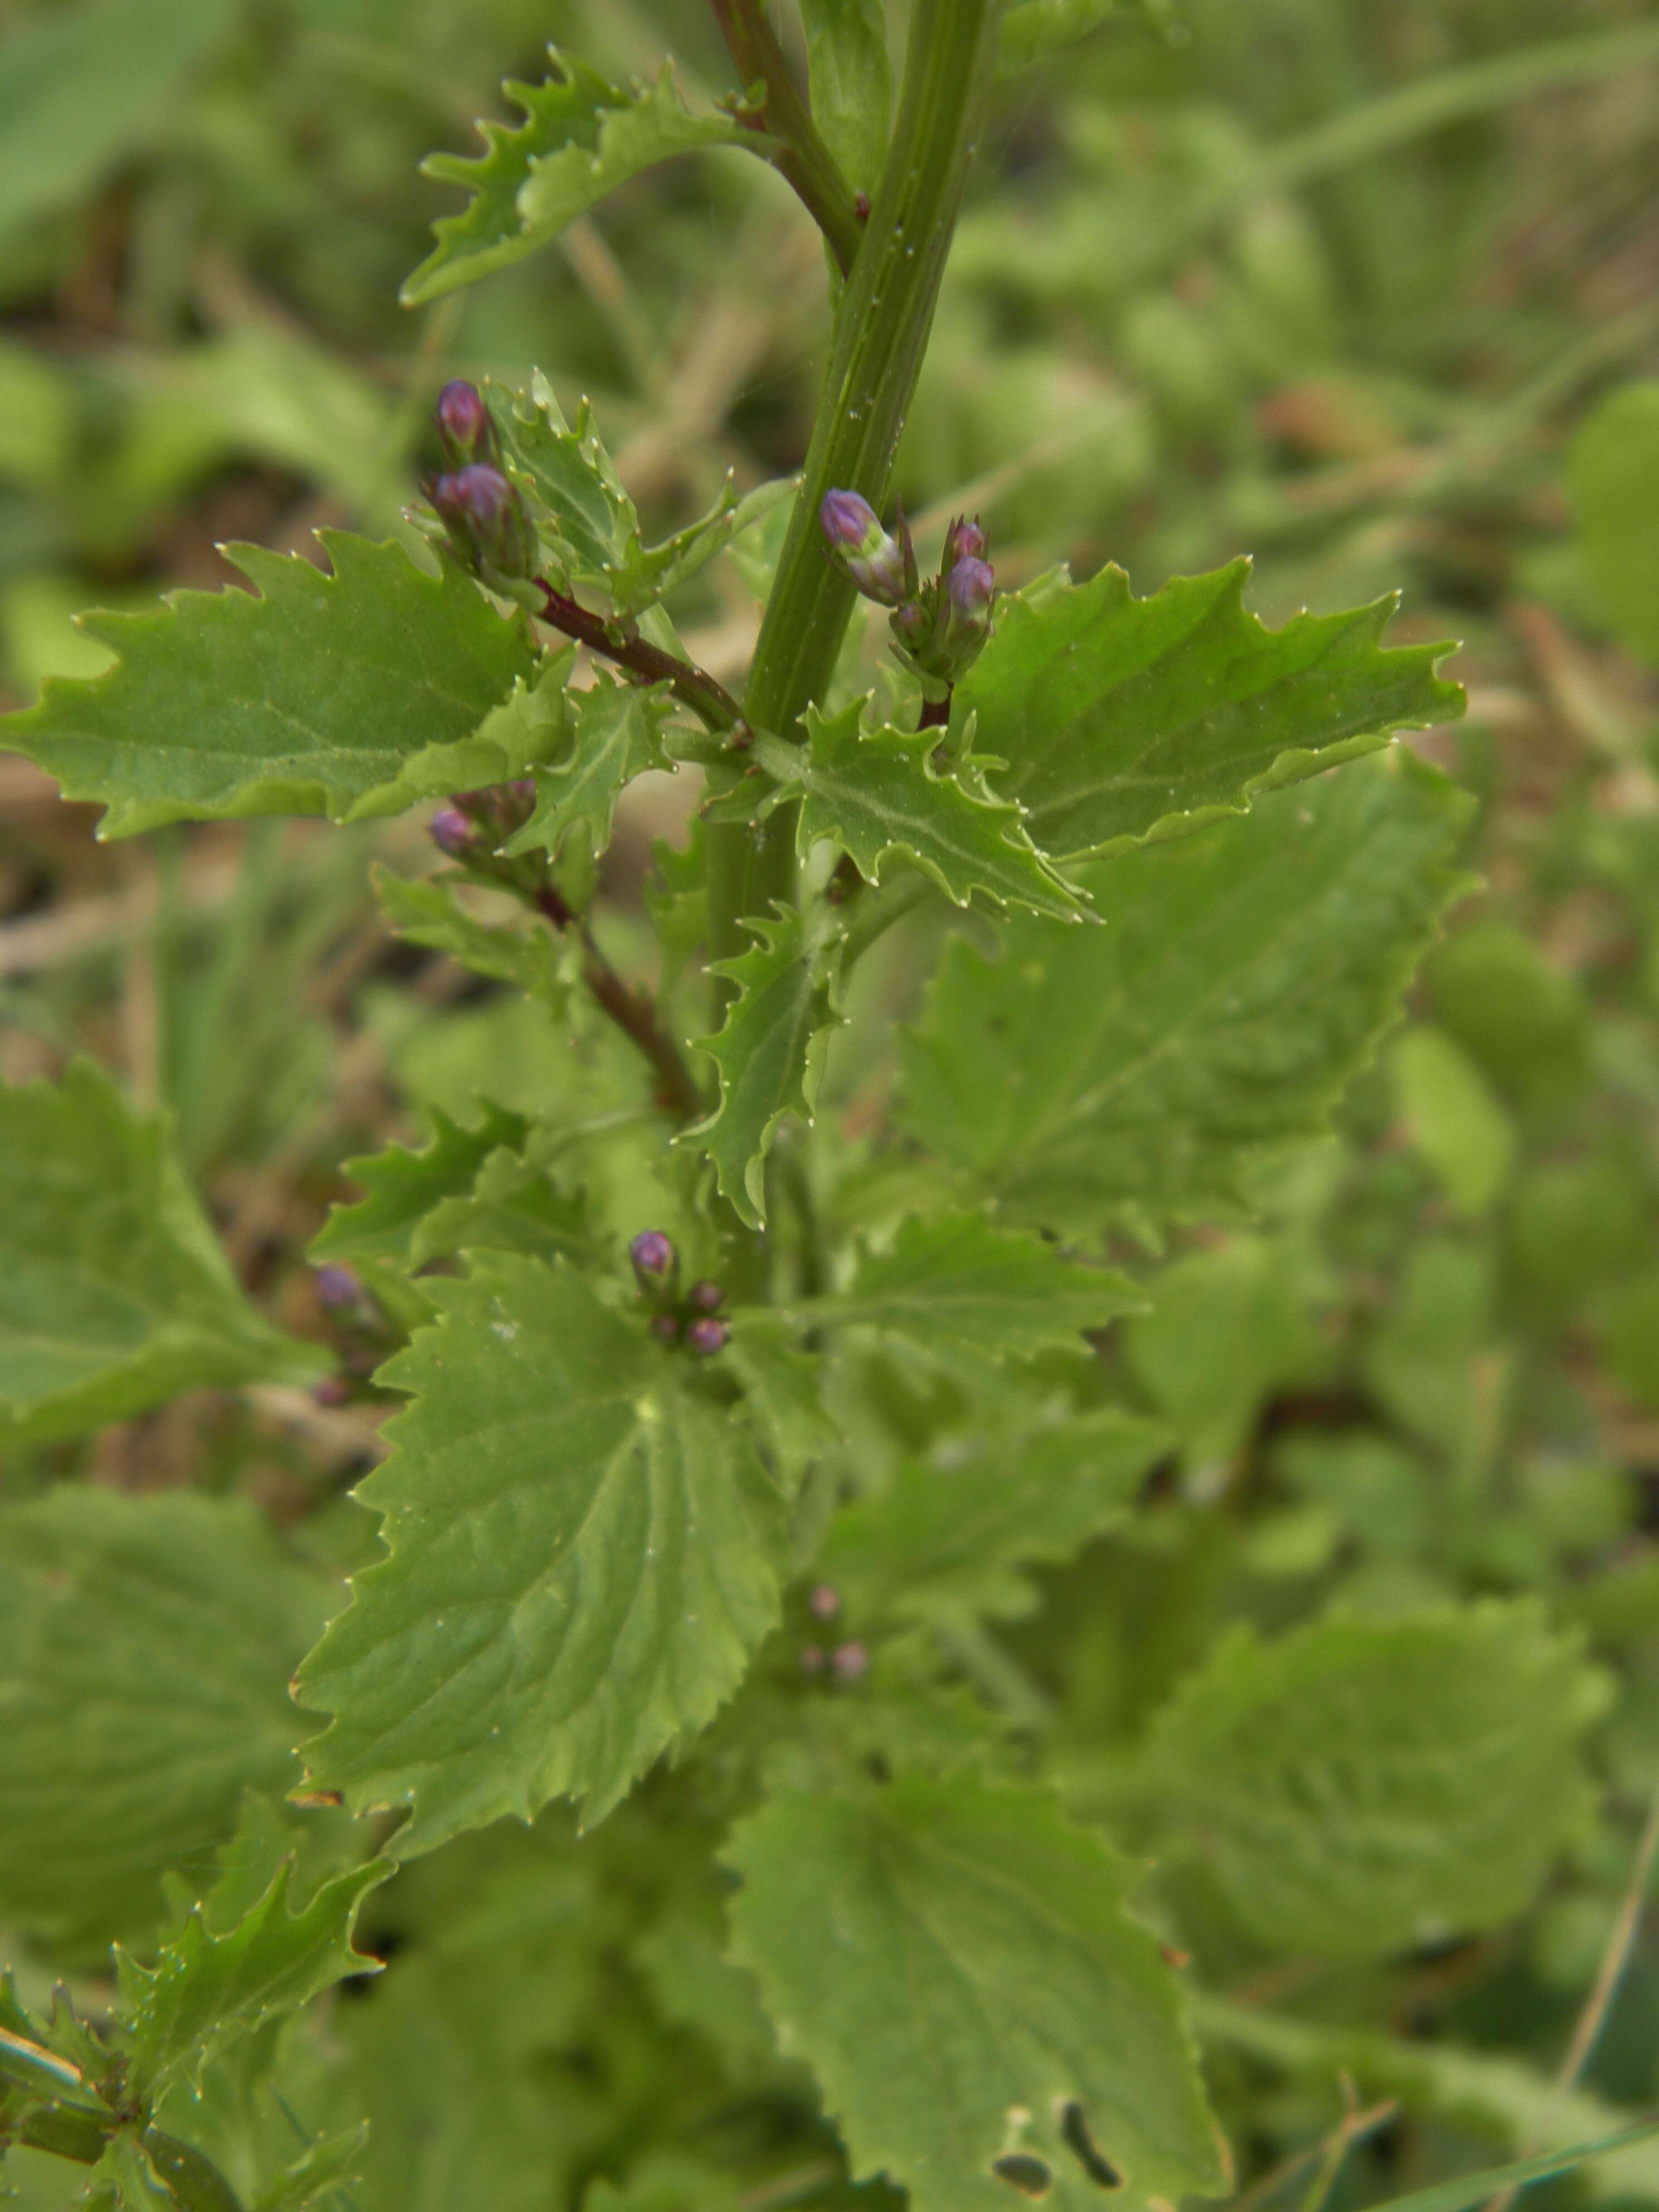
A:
688 1279 724 1313
831 1641 869 1683
313 1263 362 1311
630 1230 677 1287
800 1644 827 1675
429 805 474 858
890 597 933 653
946 555 995 633
820 487 906 607
431 463 536 580
686 1315 731 1359
808 1583 840 1622
455 779 538 841
435 380 498 467
312 1375 353 1407
649 1313 682 1346
821 488 880 550
943 514 988 567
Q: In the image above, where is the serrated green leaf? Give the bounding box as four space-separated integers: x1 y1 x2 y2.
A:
310 1100 530 1270
250 2122 371 2212
957 559 1463 861
726 1778 1228 2212
820 1409 1170 1624
801 0 892 191
607 473 797 615
1123 1235 1327 1463
801 1212 1141 1367
506 671 676 863
405 51 759 305
900 751 1472 1240
410 1143 595 1274
0 532 533 836
367 650 574 816
0 1060 323 1444
294 1252 790 1852
753 703 1086 922
495 372 637 590
0 1490 332 1954
118 1856 387 2101
1143 1601 1611 1960
685 901 845 1228
87 2135 181 2212
373 866 566 1002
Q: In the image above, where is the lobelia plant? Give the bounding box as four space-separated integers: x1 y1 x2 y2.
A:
1 8 1650 2212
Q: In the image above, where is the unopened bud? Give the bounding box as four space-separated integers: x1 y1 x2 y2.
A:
431 463 536 580
831 1640 869 1683
686 1315 731 1359
943 514 988 567
435 380 498 468
800 1644 827 1675
945 555 995 638
688 1279 724 1313
808 1583 840 1622
630 1230 677 1289
890 598 933 654
313 1264 362 1311
455 779 538 841
649 1313 682 1346
429 805 474 858
312 1375 353 1408
821 488 907 607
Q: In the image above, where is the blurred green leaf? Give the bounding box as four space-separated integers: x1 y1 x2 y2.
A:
801 0 892 193
1391 1026 1516 1218
818 1409 1170 1624
1144 1602 1609 1959
0 0 236 237
1568 379 1659 666
0 1488 331 1954
0 1060 323 1444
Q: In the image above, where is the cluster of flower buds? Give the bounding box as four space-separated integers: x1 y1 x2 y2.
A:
309 1262 395 1405
797 1583 869 1684
428 779 539 866
426 380 536 583
819 491 996 694
629 1231 731 1357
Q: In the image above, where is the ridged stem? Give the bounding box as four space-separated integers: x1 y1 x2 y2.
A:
704 0 1002 982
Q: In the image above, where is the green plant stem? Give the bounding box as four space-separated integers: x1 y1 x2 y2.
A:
705 0 1002 988
708 0 864 273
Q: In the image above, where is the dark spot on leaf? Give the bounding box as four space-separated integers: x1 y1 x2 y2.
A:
1061 2102 1122 2189
993 2154 1052 2198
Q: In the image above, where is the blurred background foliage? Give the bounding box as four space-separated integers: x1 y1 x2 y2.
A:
4 0 1659 2207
